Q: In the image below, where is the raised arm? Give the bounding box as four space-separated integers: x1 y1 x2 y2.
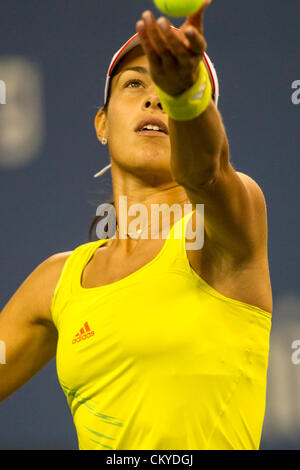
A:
136 3 269 264
0 252 71 402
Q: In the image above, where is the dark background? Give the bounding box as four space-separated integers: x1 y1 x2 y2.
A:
0 0 299 449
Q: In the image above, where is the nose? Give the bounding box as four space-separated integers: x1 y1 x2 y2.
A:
143 93 164 111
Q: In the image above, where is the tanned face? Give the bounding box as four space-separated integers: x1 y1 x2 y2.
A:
98 45 173 184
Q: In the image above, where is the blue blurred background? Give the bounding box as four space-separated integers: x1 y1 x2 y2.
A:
0 0 299 449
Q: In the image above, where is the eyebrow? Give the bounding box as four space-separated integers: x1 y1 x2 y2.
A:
121 66 149 75
115 66 149 85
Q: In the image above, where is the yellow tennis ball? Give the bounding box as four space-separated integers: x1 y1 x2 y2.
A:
153 0 205 17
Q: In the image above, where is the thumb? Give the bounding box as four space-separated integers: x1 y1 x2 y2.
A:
182 0 212 35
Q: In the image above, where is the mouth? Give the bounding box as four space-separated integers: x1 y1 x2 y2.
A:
135 118 169 137
135 129 169 138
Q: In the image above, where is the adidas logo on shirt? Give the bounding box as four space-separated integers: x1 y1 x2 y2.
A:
72 322 95 344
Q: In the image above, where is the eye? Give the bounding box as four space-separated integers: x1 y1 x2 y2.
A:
125 79 143 88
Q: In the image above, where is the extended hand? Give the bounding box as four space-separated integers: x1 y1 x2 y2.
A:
136 0 211 96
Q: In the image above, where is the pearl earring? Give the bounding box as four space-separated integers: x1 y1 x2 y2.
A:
93 136 110 178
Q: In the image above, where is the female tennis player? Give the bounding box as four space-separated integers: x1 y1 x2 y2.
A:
0 1 273 450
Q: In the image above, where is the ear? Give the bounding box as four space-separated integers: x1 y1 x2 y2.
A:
94 107 107 143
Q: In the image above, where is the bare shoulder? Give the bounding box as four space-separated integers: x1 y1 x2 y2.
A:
41 251 73 276
32 251 73 321
186 170 273 312
236 171 268 213
32 251 73 287
0 251 73 327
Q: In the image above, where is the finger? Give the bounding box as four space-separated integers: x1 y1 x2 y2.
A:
157 17 190 62
136 19 162 70
184 26 207 56
142 12 178 69
183 0 212 35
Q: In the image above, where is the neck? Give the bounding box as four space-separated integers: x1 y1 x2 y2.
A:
101 162 191 247
113 186 189 239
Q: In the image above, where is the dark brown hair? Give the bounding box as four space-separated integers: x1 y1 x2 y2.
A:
88 85 114 242
89 198 115 242
89 49 141 241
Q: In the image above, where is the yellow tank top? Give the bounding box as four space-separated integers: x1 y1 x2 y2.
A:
51 210 272 450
